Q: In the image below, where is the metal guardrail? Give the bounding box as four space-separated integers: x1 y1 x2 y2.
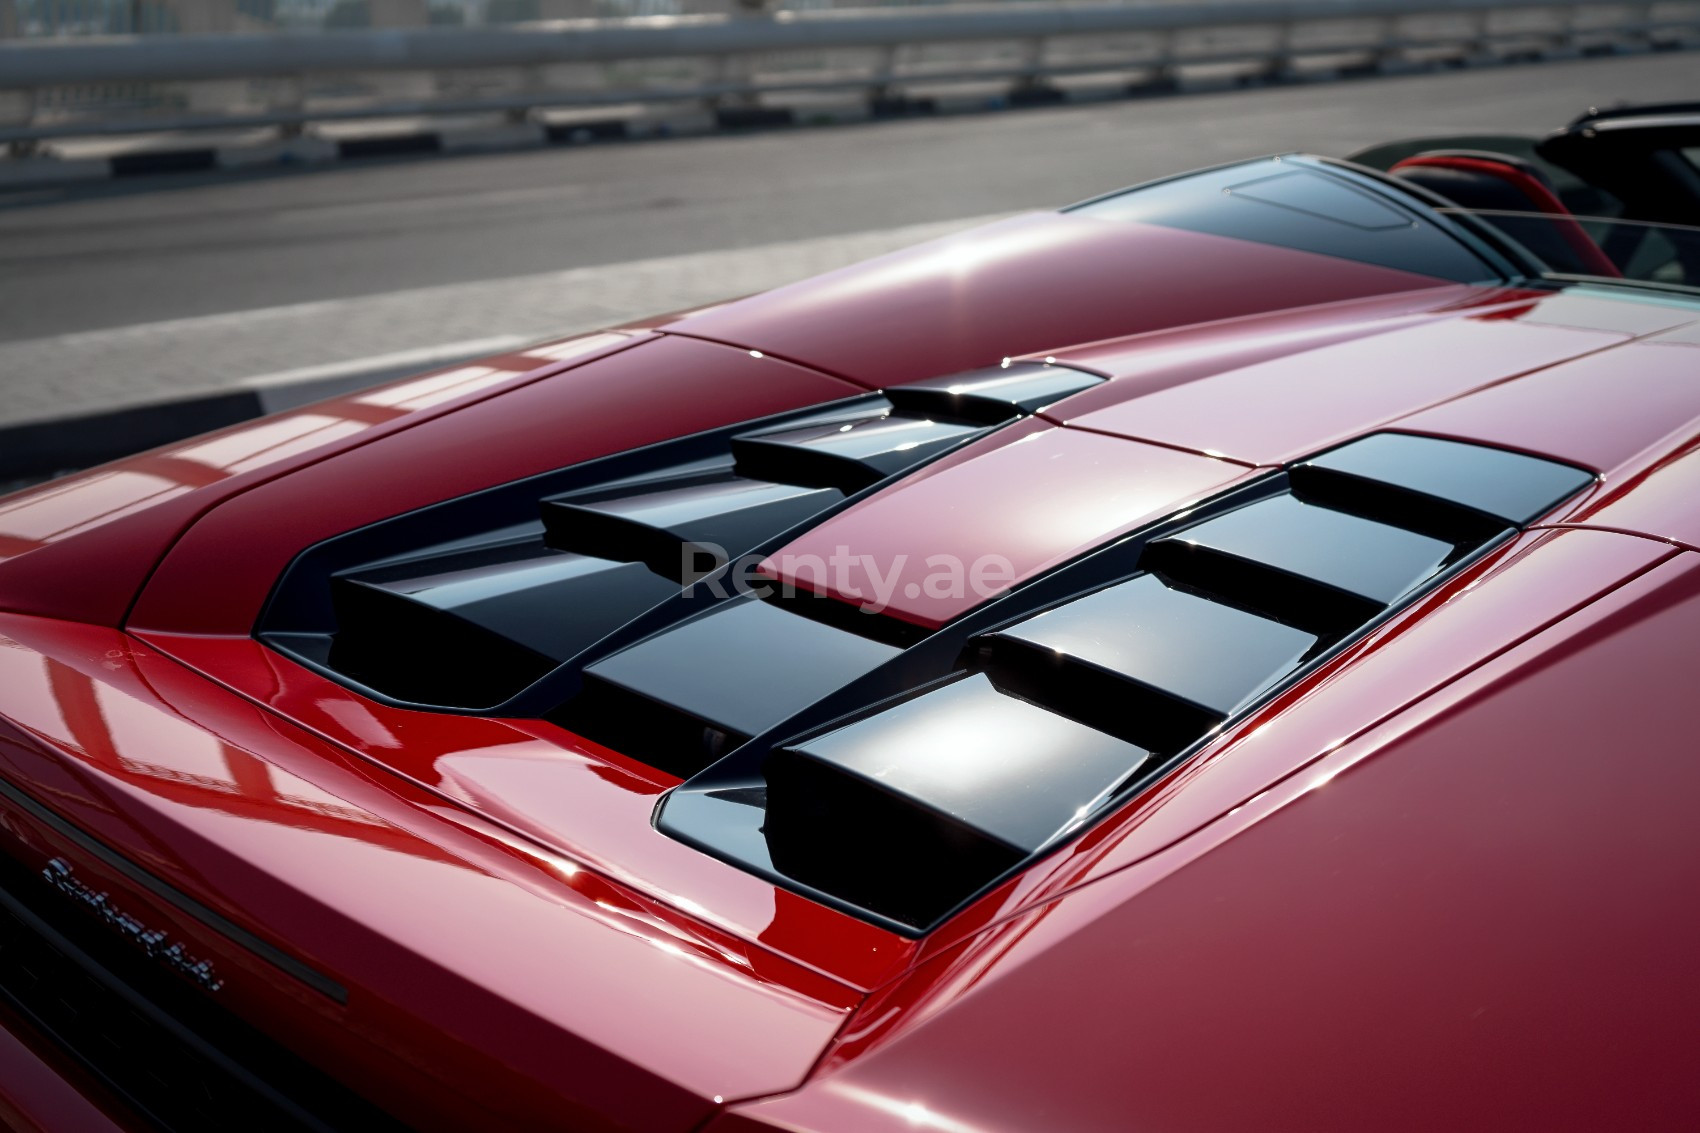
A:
2 0 1697 145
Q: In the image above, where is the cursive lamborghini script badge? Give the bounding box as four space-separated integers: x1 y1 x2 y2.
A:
41 858 224 993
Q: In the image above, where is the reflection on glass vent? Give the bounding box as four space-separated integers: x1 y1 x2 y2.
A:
259 363 1104 712
543 476 843 584
555 598 902 777
656 432 1594 930
764 674 1151 926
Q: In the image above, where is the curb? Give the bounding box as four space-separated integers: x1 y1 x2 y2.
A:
8 41 1688 191
0 391 262 484
0 341 510 485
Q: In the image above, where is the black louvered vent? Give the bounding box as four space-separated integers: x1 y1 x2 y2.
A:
554 598 904 777
657 433 1594 930
259 363 1103 712
325 543 677 708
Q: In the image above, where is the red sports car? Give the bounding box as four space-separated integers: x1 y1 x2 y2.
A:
2 104 1699 1131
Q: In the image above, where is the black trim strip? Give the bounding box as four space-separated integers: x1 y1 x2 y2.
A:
0 773 348 1005
0 846 409 1132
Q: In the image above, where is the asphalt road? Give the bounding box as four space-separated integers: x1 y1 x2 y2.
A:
0 50 1695 426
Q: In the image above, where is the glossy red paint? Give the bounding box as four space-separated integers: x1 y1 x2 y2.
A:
1389 337 1700 477
1020 283 1530 418
757 421 1253 628
2 172 1699 1130
0 331 643 627
133 630 915 992
1054 295 1636 466
713 550 1700 1133
662 212 1455 386
1555 438 1700 552
1511 287 1696 336
1653 321 1700 346
907 527 1673 960
128 336 864 636
0 612 860 1132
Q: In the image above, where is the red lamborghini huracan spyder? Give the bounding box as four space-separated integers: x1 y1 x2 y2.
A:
1 104 1699 1131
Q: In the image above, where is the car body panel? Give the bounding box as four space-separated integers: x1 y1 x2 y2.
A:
1386 323 1700 477
711 549 1700 1133
2 156 1700 1128
1557 437 1700 553
756 422 1254 628
1053 297 1638 466
130 628 915 993
128 336 864 636
907 526 1673 958
660 212 1458 386
0 332 644 628
0 612 859 1131
1021 283 1529 418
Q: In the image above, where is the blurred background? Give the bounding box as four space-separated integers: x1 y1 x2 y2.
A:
1 0 1696 488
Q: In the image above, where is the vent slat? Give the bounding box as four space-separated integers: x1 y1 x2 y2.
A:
329 578 557 708
654 431 1602 932
1140 494 1452 638
971 633 1224 756
765 674 1151 926
1140 540 1378 640
1164 494 1454 606
555 597 901 774
323 546 680 708
980 573 1318 725
543 477 843 583
732 413 985 494
884 362 1104 422
1297 433 1594 526
556 676 751 779
359 549 678 661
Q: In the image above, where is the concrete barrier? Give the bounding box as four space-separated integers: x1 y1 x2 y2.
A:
2 0 1695 145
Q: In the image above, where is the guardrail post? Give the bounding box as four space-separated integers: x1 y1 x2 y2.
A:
164 0 236 33
867 42 919 115
711 0 774 115
368 0 434 101
868 42 900 102
0 0 29 160
1364 14 1398 72
1636 1 1665 48
1 88 33 157
1007 34 1062 105
1465 8 1494 61
509 64 543 124
1130 29 1179 94
273 75 305 138
164 0 247 115
1251 18 1297 83
709 50 756 109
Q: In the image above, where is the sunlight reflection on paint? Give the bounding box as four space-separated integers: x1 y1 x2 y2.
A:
834 1085 990 1133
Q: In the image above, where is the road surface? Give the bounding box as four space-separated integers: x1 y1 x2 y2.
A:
0 50 1693 428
